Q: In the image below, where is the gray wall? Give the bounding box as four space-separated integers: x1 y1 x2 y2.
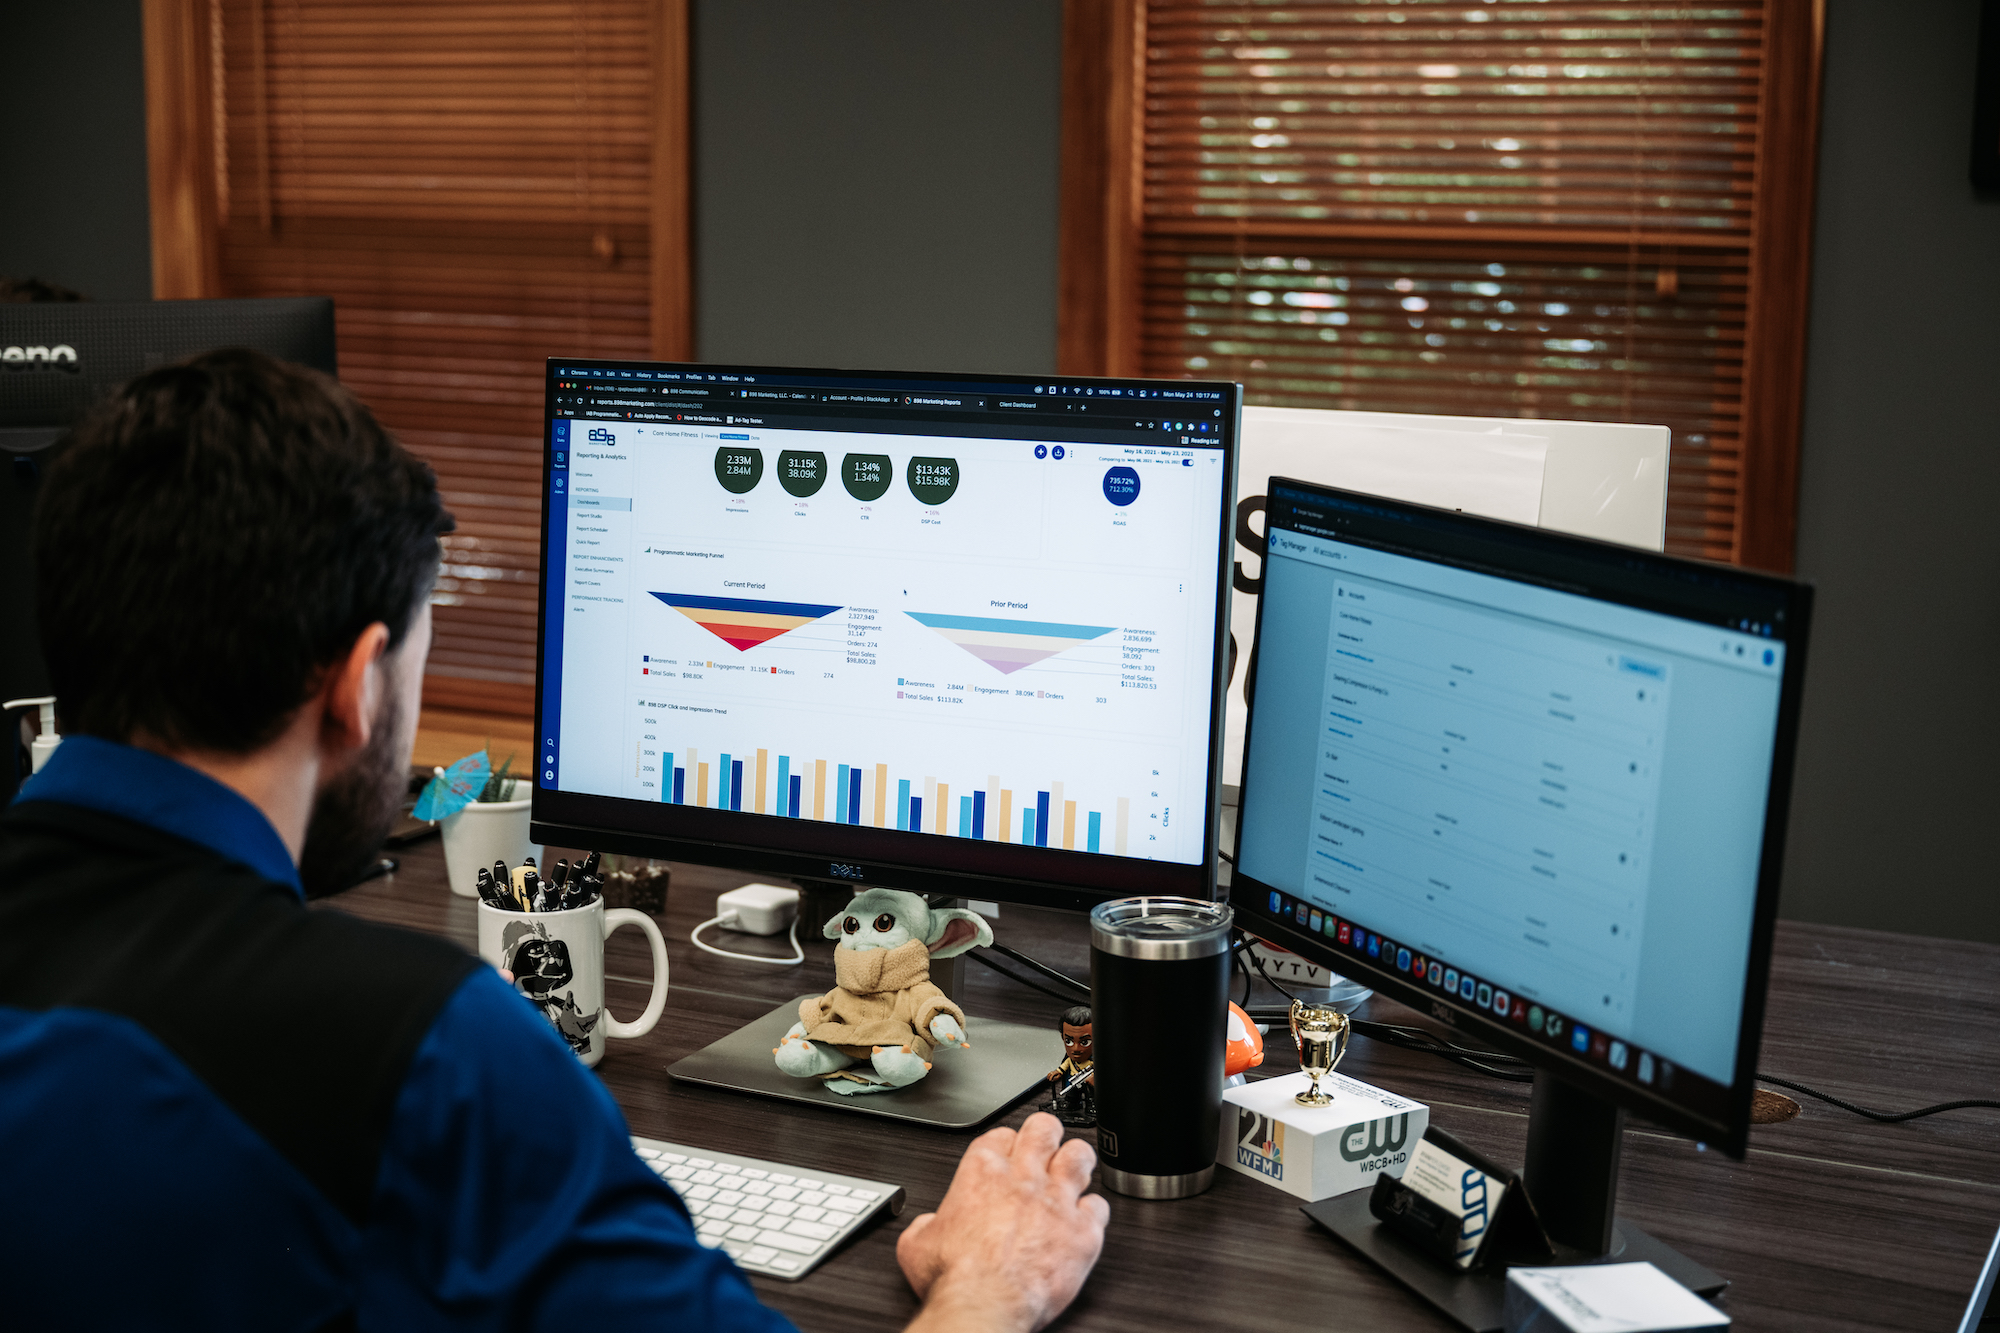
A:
11 1 1997 941
0 0 152 300
692 0 1061 374
1780 0 2000 943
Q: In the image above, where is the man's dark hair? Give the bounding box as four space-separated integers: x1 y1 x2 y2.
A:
1062 1005 1092 1028
34 348 453 752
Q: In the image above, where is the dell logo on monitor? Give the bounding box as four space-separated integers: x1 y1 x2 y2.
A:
586 427 615 443
1 344 80 373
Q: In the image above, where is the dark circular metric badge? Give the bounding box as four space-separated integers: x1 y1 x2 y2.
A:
715 446 764 494
1102 465 1141 507
841 453 893 501
778 449 829 497
906 456 960 506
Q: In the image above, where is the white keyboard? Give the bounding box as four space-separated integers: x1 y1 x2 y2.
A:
632 1136 906 1280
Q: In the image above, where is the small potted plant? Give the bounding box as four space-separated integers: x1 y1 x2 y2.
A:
417 748 543 898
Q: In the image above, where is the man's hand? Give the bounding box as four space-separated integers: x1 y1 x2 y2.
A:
898 1112 1109 1333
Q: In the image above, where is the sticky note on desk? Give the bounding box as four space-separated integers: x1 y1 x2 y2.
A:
1503 1262 1727 1333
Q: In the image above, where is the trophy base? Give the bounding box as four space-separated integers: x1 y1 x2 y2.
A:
1293 1088 1334 1107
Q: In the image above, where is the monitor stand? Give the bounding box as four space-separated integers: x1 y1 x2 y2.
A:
1304 1073 1726 1333
667 902 1065 1131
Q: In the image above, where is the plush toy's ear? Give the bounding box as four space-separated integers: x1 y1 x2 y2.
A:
925 907 994 958
823 909 851 941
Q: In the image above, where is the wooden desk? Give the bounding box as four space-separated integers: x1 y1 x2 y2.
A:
332 839 2000 1331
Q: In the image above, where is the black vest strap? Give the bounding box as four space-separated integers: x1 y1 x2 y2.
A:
0 802 478 1224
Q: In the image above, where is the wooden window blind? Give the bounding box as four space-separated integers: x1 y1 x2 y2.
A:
1062 0 1821 568
149 0 687 715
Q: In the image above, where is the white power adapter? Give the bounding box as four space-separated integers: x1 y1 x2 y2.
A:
714 883 799 936
691 883 804 966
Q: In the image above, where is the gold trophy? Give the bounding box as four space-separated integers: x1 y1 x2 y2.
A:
1290 998 1351 1107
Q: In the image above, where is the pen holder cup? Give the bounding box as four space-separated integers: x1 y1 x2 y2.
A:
477 898 668 1067
439 779 542 898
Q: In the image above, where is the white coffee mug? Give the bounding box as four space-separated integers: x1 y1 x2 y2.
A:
477 899 668 1067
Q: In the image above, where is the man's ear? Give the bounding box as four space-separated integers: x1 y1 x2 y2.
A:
925 908 993 958
320 622 391 754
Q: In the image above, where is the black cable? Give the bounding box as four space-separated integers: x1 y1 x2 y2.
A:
988 942 1089 995
1217 847 1236 866
965 949 1086 1006
1757 1074 2000 1124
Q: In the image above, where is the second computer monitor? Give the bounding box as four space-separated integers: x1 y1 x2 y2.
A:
1232 478 1812 1157
530 362 1240 910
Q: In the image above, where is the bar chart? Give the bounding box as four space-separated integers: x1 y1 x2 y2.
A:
656 741 1135 855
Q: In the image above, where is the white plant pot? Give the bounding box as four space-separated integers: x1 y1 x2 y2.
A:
438 779 543 898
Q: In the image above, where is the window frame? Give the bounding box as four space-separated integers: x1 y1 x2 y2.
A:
1059 0 1824 572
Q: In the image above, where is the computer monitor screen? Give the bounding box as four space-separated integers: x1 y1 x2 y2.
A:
530 361 1240 910
1233 478 1811 1153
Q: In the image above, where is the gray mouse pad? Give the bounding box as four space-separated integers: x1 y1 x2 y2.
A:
668 996 1065 1130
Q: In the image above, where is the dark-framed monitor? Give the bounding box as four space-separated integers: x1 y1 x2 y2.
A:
528 360 1241 913
1232 478 1811 1313
2 297 338 797
1234 478 1810 1158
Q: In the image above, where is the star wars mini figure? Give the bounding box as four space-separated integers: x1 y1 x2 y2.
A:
1046 1004 1095 1127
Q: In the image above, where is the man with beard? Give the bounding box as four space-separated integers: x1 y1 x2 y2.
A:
0 351 1107 1332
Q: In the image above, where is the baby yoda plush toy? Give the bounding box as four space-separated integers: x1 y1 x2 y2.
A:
773 888 993 1095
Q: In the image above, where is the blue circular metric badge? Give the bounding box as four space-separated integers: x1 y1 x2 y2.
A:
1102 465 1141 506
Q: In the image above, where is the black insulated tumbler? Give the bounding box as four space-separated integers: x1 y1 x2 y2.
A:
1090 897 1233 1199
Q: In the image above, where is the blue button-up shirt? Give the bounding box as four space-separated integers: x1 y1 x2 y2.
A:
4 736 797 1331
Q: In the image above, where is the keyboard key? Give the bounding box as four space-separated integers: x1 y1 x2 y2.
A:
822 1184 850 1195
772 1256 802 1272
685 1185 719 1202
851 1189 879 1200
794 1206 826 1223
737 1197 770 1213
797 1190 828 1206
769 1185 800 1201
698 1218 729 1234
760 1230 821 1255
825 1196 867 1215
765 1201 798 1217
713 1163 740 1175
741 1169 768 1180
636 1147 661 1160
742 1180 773 1195
721 1240 749 1258
706 1207 739 1224
728 1223 763 1241
690 1158 716 1168
660 1153 687 1164
745 1246 778 1265
716 1190 745 1206
769 1173 796 1184
666 1166 696 1181
785 1219 839 1242
692 1170 722 1186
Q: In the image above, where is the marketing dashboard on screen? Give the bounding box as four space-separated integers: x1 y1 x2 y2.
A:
533 361 1238 904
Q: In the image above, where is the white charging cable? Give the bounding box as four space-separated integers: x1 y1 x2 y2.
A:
690 912 804 966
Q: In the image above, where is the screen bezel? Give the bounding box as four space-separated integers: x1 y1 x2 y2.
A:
529 358 1242 913
1230 477 1813 1157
